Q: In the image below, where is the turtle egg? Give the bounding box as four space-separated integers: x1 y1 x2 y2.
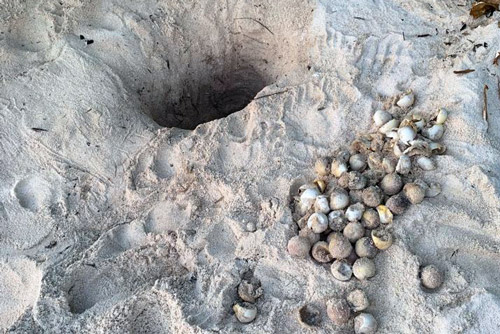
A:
379 119 400 134
330 188 350 210
396 155 411 174
396 90 415 108
416 156 436 171
345 203 365 222
436 108 448 125
422 124 444 141
361 186 383 208
331 159 349 177
385 193 411 215
238 279 263 303
287 236 311 258
361 209 380 229
314 195 330 213
328 233 353 259
373 110 393 126
299 227 321 244
354 313 378 334
233 302 257 323
312 241 333 263
348 172 368 190
398 126 416 144
380 173 403 195
420 265 444 290
331 260 353 281
315 157 330 176
326 298 352 326
328 210 348 232
300 187 320 210
347 289 369 312
307 212 329 233
371 229 393 250
343 221 365 243
376 205 393 224
355 237 378 258
403 183 425 204
352 258 376 280
349 153 367 171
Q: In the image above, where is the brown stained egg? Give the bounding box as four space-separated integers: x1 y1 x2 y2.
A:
361 209 380 229
355 237 378 258
331 260 353 281
361 186 383 208
380 173 403 196
326 298 352 326
328 210 348 232
420 265 444 290
328 233 353 259
288 236 311 258
348 172 368 190
312 241 334 263
343 222 365 243
403 183 425 204
385 193 411 215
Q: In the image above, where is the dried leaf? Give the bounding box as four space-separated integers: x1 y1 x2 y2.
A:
470 1 500 19
453 69 475 74
493 52 500 65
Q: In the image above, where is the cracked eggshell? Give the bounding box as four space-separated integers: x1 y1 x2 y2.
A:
396 90 415 108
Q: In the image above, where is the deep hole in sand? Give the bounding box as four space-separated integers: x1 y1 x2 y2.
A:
152 65 268 130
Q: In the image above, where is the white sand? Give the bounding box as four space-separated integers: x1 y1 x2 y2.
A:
1 0 500 333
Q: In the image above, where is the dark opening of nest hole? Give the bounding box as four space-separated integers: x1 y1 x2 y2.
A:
153 66 268 130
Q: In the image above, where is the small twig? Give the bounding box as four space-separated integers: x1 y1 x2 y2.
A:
31 127 49 132
353 17 366 20
453 69 475 74
234 17 274 35
483 84 489 129
417 34 431 38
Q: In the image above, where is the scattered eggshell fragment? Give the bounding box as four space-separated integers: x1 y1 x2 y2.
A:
398 126 416 144
376 205 393 224
396 90 415 108
379 119 400 134
396 155 411 174
436 108 448 124
371 229 393 250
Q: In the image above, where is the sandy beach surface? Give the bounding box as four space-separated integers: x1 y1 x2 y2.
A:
1 0 500 333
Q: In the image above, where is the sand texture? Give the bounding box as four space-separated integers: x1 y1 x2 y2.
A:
1 0 500 333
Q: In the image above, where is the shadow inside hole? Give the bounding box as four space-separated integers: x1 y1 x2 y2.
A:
154 66 268 130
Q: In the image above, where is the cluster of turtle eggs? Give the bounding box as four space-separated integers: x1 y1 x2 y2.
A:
233 278 263 323
286 90 446 332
